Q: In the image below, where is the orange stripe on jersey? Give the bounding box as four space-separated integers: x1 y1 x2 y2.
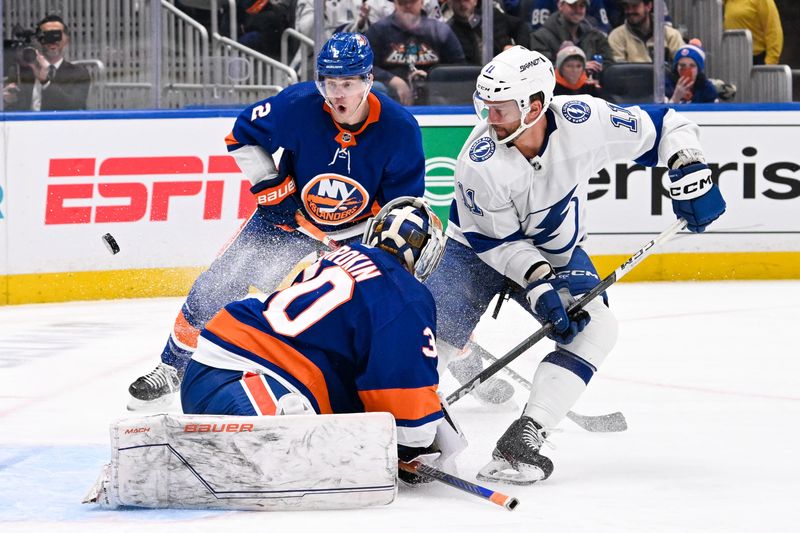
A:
205 309 333 414
241 373 277 415
358 386 441 421
325 92 382 150
174 310 200 348
224 131 239 146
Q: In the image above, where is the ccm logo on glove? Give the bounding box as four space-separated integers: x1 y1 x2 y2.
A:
664 166 713 200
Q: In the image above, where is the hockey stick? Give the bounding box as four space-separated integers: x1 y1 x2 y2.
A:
294 210 341 250
399 461 519 511
446 218 688 405
478 350 628 433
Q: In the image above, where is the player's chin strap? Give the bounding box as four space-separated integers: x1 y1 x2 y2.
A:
492 103 547 145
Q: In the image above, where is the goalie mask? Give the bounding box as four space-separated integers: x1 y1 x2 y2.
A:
363 197 447 282
473 46 555 145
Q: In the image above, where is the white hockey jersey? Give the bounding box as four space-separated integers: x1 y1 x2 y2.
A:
449 95 703 288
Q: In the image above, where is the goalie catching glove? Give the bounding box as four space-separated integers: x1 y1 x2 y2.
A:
527 274 590 345
665 162 726 233
251 174 302 229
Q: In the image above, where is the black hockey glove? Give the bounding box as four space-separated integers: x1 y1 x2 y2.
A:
665 162 726 233
397 443 441 485
527 277 590 345
250 175 301 229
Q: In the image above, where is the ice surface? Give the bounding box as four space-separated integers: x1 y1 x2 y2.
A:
1 280 799 532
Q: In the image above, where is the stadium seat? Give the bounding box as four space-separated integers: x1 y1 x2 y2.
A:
424 65 483 106
600 63 661 104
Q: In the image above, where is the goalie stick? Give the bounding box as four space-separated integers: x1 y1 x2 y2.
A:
446 218 689 405
477 350 628 433
399 461 519 511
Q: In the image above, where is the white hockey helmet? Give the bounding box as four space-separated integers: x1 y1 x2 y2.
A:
473 46 555 144
363 197 447 282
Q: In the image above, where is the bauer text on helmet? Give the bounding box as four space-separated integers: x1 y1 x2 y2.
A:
473 46 555 145
362 197 447 282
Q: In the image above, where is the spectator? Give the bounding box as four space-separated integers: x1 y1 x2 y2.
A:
530 0 614 78
3 15 90 111
608 0 684 63
553 40 602 96
723 0 783 65
448 0 530 65
294 0 395 38
666 40 719 104
238 0 293 60
520 0 612 34
365 0 465 105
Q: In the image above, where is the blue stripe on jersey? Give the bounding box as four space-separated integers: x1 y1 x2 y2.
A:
395 410 445 428
198 329 323 413
537 109 559 156
543 348 597 385
464 226 529 253
634 107 669 167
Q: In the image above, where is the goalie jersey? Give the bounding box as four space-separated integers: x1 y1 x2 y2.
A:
449 95 704 288
225 81 426 239
191 243 443 448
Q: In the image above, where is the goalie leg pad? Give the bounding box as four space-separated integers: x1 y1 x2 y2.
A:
84 412 398 511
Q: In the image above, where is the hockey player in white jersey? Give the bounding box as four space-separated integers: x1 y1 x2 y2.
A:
424 45 726 484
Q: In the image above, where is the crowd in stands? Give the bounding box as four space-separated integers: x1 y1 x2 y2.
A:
3 0 792 110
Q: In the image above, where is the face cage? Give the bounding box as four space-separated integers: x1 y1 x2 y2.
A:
362 199 446 281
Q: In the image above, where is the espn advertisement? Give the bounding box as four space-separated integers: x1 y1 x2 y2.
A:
1 107 798 303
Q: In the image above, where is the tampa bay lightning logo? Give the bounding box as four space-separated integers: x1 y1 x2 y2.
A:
562 100 592 124
524 185 580 255
469 137 495 162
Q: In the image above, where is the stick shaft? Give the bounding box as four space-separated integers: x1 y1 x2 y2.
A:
477 349 627 432
400 461 519 511
446 218 687 405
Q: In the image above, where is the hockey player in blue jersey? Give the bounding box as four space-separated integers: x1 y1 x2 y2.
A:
127 33 427 409
180 197 460 477
425 46 726 484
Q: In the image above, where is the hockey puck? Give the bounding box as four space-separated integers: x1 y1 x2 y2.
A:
102 233 120 254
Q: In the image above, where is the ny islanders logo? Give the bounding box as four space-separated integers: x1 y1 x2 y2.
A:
303 174 369 225
469 137 495 162
562 100 592 124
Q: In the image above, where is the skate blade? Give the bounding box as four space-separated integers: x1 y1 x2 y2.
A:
476 458 546 486
126 392 178 412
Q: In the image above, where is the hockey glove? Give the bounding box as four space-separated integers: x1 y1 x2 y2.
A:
251 175 301 229
665 162 726 233
527 277 591 345
397 444 441 485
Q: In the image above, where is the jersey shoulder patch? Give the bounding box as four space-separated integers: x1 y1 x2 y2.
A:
561 100 592 124
468 136 496 162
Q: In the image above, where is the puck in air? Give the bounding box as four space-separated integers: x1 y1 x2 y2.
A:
102 233 120 255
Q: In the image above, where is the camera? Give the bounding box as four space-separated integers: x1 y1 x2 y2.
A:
3 25 39 65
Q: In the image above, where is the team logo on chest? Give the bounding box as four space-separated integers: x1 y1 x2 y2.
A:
562 100 592 124
469 137 495 162
302 173 369 225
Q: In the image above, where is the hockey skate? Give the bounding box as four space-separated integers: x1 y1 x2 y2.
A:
448 343 514 405
127 362 181 411
477 416 554 485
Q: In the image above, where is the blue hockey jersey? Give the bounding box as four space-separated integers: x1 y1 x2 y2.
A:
225 82 426 239
193 242 443 448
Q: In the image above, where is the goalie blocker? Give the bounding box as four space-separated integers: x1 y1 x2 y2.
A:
84 412 398 511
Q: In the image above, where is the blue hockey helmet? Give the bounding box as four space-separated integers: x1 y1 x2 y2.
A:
363 197 447 282
316 33 373 78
